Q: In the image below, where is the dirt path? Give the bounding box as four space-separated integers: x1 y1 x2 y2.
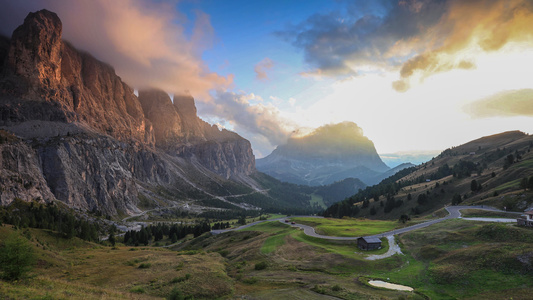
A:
364 236 403 260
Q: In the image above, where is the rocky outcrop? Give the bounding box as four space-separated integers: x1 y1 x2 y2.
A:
0 10 257 214
0 135 55 206
7 10 63 91
138 89 255 178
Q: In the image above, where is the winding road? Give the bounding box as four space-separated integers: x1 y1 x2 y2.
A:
212 205 520 240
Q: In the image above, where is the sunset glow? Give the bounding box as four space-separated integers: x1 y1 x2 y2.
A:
2 0 532 158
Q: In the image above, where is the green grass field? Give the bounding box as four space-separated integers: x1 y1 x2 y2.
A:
460 208 520 218
292 217 401 237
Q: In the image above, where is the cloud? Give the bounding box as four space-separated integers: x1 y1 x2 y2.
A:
394 0 533 91
197 90 299 149
254 57 274 80
276 0 446 77
0 0 231 99
464 89 533 118
277 0 533 90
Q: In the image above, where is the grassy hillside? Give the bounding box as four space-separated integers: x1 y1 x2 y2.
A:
2 214 533 299
325 131 533 220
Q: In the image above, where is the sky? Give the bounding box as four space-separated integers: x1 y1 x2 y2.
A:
1 0 533 158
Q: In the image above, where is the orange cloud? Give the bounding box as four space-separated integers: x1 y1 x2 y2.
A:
254 57 275 80
394 0 533 91
1 0 231 100
464 89 533 118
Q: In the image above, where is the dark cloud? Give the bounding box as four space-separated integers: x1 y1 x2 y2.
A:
276 0 447 76
464 89 533 118
278 0 533 92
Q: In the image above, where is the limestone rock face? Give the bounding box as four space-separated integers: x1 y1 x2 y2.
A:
0 138 55 205
138 89 182 147
1 9 154 145
0 10 257 214
138 89 255 178
7 10 63 90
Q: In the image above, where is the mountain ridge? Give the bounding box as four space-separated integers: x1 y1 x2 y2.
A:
324 130 533 219
0 10 259 216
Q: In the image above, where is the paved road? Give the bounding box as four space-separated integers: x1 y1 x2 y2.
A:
211 206 519 240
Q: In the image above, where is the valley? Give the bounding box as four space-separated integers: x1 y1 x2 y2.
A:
1 4 533 300
2 205 532 299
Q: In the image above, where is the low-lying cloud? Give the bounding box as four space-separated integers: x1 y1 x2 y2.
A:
464 89 533 118
0 0 231 99
197 90 299 156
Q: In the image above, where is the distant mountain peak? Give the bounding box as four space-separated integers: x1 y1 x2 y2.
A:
257 121 390 186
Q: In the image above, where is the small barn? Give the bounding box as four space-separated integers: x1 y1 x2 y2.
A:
357 237 382 250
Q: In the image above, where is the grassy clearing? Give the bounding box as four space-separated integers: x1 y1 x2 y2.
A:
261 234 287 254
292 217 401 237
460 208 520 218
393 219 533 299
495 178 521 192
511 157 533 169
0 226 232 299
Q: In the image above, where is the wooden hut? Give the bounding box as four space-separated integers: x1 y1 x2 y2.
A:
357 237 382 250
517 210 533 226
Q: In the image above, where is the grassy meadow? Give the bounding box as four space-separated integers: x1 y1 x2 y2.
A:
2 215 533 299
291 217 403 237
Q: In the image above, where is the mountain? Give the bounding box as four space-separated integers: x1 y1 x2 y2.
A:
256 122 390 186
324 130 533 219
0 10 308 216
379 150 441 168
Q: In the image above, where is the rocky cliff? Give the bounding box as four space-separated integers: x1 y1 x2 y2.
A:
256 122 390 186
0 10 256 215
138 89 255 178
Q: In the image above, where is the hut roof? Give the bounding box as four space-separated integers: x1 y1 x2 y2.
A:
361 237 382 244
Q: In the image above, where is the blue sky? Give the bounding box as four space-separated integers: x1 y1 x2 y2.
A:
2 0 533 158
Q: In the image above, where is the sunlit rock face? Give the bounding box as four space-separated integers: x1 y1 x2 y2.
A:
0 10 256 215
138 89 255 178
1 9 154 145
257 122 390 186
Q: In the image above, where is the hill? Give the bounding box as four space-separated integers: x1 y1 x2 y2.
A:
324 131 533 220
257 122 391 186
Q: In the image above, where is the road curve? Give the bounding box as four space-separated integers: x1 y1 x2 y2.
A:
211 206 519 240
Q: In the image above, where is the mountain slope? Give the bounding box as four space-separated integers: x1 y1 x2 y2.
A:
257 122 390 186
324 130 533 219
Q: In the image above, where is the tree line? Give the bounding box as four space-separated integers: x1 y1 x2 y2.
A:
1 199 100 242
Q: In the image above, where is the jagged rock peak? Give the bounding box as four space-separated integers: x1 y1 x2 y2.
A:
0 10 155 145
137 89 183 147
8 9 62 87
173 94 197 117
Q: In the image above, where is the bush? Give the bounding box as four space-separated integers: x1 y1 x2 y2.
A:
254 261 268 270
138 263 151 269
242 277 258 284
0 232 35 280
129 286 145 294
